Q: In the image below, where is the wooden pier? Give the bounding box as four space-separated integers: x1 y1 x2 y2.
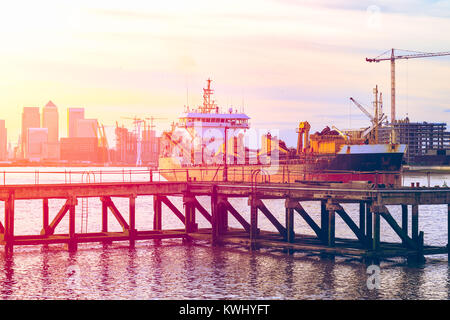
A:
1 180 449 263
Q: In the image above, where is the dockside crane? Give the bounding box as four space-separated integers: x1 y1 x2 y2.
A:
366 48 450 126
350 86 385 144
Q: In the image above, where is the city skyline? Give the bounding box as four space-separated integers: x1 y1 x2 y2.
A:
0 1 449 148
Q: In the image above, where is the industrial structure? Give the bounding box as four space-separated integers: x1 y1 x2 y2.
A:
114 119 160 167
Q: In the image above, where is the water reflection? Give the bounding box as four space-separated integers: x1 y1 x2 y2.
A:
1 252 15 299
0 241 448 299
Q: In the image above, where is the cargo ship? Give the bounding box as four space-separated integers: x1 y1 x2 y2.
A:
158 79 406 186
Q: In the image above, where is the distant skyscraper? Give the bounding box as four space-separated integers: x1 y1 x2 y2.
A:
0 120 7 161
42 101 60 160
76 119 98 138
21 107 40 159
68 108 85 138
42 101 59 143
27 128 48 161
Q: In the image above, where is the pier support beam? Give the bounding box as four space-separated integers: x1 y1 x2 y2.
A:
402 205 408 246
326 200 337 247
192 198 212 224
4 192 15 252
370 204 381 252
211 186 219 243
224 200 250 233
412 204 419 244
294 202 323 241
153 195 162 231
359 202 365 234
68 197 77 251
160 196 185 225
129 195 137 247
43 198 49 235
335 204 367 246
320 200 328 244
249 195 260 249
285 199 295 243
366 203 372 247
102 197 130 232
183 193 198 233
101 197 108 233
256 199 286 238
217 197 228 234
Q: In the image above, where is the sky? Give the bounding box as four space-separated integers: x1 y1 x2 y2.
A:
0 0 449 147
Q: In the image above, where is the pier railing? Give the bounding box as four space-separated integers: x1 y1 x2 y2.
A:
0 166 402 186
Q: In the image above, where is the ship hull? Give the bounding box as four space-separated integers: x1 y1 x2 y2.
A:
158 157 402 186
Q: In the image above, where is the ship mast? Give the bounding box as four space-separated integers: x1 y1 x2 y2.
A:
201 78 218 113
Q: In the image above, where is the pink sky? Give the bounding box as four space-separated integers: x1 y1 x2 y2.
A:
1 0 449 147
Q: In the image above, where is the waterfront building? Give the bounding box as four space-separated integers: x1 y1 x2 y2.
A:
42 100 60 160
68 108 85 138
27 128 48 161
60 137 99 163
76 119 98 138
21 107 40 159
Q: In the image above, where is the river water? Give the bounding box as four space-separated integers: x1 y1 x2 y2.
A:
0 167 449 300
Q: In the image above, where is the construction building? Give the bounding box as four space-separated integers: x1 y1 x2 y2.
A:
141 129 160 166
378 118 450 165
114 125 137 165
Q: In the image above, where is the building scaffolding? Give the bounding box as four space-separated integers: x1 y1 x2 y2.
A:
379 119 450 164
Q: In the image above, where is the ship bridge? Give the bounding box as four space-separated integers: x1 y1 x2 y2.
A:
178 112 250 129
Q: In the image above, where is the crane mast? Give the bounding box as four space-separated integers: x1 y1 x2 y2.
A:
366 48 450 142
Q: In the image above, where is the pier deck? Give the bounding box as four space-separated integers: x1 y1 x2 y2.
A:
0 180 449 263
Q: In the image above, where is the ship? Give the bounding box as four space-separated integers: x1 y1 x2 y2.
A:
158 79 406 186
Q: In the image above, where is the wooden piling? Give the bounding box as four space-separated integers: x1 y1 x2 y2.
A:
326 200 336 247
412 204 419 244
4 192 14 250
218 197 228 234
129 195 136 247
249 195 259 249
101 197 108 233
320 200 328 244
366 203 372 246
153 195 162 231
43 198 49 236
68 197 77 251
401 204 408 246
211 186 219 243
285 199 295 243
183 193 197 233
359 202 365 235
372 211 380 251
